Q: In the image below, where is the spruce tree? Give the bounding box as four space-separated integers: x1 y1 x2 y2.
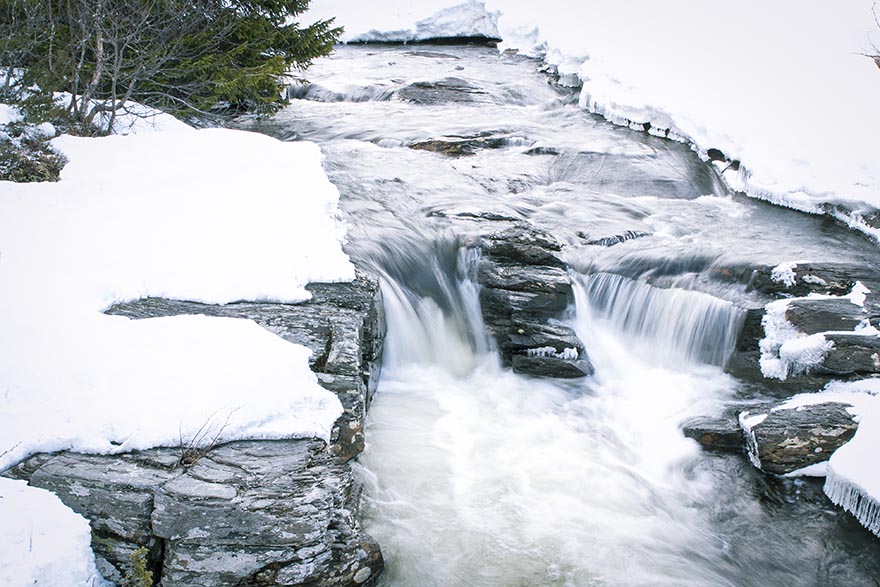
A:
0 0 341 133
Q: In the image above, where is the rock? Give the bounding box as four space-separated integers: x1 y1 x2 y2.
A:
739 402 858 475
682 417 743 452
724 265 880 393
476 225 593 378
7 440 383 587
394 77 489 104
106 272 384 461
582 230 650 247
409 135 508 157
820 334 880 376
785 298 871 334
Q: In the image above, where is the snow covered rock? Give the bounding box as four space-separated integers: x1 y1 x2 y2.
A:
106 273 385 462
726 264 880 392
739 402 859 476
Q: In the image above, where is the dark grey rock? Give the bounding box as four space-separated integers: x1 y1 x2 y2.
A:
785 298 870 334
583 230 651 247
395 77 489 104
511 354 593 378
10 440 383 587
821 334 880 376
740 402 859 475
476 225 593 378
409 135 508 157
682 417 744 452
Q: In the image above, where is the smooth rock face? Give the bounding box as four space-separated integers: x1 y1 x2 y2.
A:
740 402 859 475
785 298 869 334
395 77 490 104
476 226 593 378
106 273 385 461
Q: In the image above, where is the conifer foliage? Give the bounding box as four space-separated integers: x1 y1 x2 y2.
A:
0 0 340 132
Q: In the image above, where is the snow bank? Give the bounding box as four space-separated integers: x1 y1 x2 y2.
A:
0 127 354 471
825 395 880 537
0 478 106 587
308 0 880 239
305 0 499 43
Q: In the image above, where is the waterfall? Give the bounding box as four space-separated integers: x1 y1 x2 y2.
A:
368 239 493 374
574 272 745 368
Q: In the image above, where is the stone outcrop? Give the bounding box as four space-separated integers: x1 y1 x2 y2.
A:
106 273 384 462
723 263 880 393
476 226 593 378
5 440 382 587
739 402 859 475
4 274 386 586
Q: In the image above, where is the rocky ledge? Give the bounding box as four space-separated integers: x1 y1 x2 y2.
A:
3 274 386 586
476 226 593 378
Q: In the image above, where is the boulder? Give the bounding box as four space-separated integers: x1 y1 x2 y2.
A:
739 402 858 475
476 226 593 378
785 298 872 334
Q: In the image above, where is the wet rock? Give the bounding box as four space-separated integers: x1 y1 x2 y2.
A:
784 298 870 334
747 262 878 300
8 440 382 587
476 225 593 378
106 272 384 461
683 417 744 452
724 264 880 393
820 334 880 376
739 402 858 475
395 77 489 104
582 230 651 247
409 135 508 157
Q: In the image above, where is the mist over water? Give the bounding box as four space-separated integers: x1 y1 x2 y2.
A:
245 44 880 587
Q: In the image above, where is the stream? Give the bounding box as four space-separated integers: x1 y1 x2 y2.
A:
245 45 880 587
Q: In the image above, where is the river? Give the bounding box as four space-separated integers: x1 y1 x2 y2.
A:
245 44 880 587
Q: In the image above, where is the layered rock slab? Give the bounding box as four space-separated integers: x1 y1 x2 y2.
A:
476 226 593 378
5 441 382 587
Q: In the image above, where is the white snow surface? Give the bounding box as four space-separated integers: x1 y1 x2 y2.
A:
825 395 880 536
306 0 499 43
0 127 355 472
307 0 880 236
0 478 106 587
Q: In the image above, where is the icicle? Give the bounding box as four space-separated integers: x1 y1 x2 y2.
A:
824 465 880 537
738 410 767 470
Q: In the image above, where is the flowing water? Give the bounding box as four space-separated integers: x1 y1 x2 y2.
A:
245 45 880 586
